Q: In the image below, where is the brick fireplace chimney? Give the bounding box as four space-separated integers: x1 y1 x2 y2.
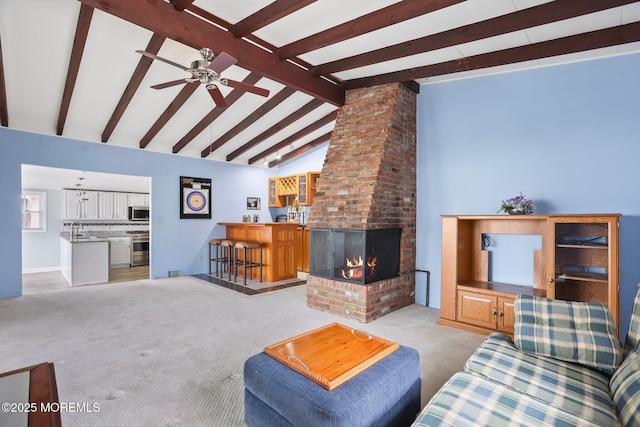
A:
307 82 417 323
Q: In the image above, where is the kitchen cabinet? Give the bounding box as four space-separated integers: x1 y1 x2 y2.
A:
62 189 99 219
295 226 310 273
268 178 285 208
297 172 319 206
220 222 298 282
267 172 319 208
60 236 109 285
100 192 128 219
439 214 621 336
127 193 149 207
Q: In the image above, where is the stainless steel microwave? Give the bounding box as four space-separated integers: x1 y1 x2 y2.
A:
128 206 149 221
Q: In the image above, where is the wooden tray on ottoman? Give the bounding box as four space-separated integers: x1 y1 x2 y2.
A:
263 322 399 390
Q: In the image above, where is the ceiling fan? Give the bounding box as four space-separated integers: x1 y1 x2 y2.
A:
136 47 270 108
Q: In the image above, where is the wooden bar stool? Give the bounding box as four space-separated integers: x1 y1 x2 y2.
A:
220 239 237 281
208 238 224 276
234 241 263 286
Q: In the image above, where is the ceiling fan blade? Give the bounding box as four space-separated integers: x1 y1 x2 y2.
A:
136 50 189 71
208 52 237 74
150 79 188 90
225 79 270 97
207 85 228 108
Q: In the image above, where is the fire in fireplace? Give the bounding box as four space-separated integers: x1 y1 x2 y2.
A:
309 228 401 285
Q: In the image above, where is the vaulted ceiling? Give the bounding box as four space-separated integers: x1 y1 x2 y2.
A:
1 0 639 168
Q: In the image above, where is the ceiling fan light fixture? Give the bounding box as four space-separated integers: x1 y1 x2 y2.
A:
199 47 214 61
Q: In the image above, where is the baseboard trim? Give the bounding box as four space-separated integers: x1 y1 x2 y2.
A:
22 266 62 274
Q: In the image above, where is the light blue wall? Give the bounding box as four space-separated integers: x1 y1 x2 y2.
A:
417 52 640 337
21 188 63 271
0 128 278 298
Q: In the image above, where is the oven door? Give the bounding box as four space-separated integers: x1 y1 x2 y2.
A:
131 240 149 266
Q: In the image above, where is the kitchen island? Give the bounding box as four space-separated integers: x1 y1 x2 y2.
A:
60 234 110 285
218 222 298 282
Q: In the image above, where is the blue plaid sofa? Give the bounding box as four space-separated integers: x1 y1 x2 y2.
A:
412 287 640 427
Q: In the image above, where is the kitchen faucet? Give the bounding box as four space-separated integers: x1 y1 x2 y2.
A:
71 222 83 239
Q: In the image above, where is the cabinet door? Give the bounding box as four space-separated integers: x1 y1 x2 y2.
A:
113 193 128 219
99 192 113 219
298 174 308 205
62 190 81 219
547 215 619 329
457 290 496 329
268 178 277 207
497 296 515 333
82 191 100 219
127 193 149 207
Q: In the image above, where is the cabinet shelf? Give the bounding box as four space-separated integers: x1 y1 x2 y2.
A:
557 272 608 283
556 243 608 249
458 280 546 298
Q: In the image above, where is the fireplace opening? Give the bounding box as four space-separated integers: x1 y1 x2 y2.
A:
309 228 401 285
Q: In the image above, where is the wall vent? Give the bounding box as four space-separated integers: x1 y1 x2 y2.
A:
168 269 180 278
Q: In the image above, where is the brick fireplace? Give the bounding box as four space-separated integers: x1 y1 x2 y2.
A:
306 82 417 323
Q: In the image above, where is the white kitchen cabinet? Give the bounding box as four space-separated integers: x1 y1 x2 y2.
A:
127 193 149 207
60 237 109 285
100 192 128 219
62 190 99 219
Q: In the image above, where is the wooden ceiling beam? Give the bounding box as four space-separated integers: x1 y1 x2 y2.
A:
276 0 463 59
139 82 199 149
268 131 331 168
314 0 638 76
78 0 344 106
249 110 337 164
231 0 317 38
344 21 640 89
0 35 8 127
176 73 263 154
56 3 93 136
169 0 194 12
204 87 297 154
224 98 324 161
102 33 166 142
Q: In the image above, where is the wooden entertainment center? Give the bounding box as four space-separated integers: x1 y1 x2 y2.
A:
439 214 620 335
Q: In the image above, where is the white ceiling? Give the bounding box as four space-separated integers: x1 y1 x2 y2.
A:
22 164 150 194
2 0 640 173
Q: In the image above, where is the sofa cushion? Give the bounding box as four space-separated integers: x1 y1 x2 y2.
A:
411 371 603 427
625 285 640 349
610 345 640 427
514 294 622 373
465 332 618 426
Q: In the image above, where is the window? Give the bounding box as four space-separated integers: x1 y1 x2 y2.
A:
22 191 47 232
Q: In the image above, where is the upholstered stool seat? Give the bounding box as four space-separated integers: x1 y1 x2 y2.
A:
208 238 224 276
234 241 263 285
243 345 421 427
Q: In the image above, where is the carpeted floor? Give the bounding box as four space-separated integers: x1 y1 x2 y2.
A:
0 276 485 426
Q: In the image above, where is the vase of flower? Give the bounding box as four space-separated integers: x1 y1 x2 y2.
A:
498 192 536 215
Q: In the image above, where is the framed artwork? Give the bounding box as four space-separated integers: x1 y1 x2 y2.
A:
180 176 212 219
247 197 260 210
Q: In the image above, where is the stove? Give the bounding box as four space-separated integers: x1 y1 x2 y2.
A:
128 231 149 266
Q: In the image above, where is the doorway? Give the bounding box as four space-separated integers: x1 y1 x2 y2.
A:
21 164 151 293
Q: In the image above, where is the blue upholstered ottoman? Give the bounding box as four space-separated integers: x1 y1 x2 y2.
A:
243 345 421 427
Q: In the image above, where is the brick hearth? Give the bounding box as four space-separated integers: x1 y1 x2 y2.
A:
307 82 417 323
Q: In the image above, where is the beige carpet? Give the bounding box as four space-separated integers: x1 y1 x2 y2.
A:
0 277 485 426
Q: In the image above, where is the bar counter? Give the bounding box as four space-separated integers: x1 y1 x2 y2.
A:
218 222 298 282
